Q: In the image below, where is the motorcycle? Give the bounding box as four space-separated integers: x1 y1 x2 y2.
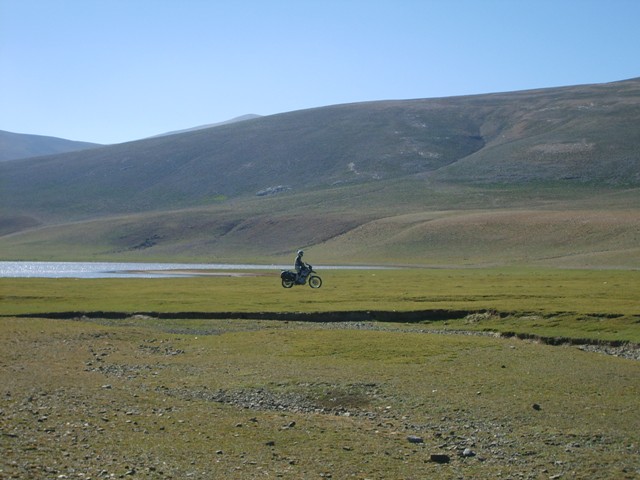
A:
280 264 322 289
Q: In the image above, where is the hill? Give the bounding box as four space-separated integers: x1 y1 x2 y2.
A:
0 78 639 267
0 130 102 162
151 114 262 137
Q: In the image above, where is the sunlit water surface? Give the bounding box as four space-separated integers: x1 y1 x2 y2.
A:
0 261 380 278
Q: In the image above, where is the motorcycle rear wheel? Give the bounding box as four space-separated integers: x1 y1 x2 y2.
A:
308 275 322 288
282 278 294 288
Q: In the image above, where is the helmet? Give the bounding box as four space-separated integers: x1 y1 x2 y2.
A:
297 250 304 256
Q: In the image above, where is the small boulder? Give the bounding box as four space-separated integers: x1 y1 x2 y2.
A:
461 448 476 457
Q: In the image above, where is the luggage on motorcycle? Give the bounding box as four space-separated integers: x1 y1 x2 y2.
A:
281 270 296 281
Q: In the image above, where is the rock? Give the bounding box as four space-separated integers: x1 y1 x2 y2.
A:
430 454 450 463
407 435 424 444
462 448 476 457
256 185 291 197
532 403 542 411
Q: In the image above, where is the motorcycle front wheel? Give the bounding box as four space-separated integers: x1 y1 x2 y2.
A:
308 276 322 288
281 278 294 288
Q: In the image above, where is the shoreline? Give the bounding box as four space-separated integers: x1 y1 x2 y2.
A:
125 269 271 277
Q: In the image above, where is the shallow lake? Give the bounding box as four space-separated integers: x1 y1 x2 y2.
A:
0 261 380 279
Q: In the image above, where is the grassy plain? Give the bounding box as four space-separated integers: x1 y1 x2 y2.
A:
1 268 639 479
1 315 639 479
2 267 639 342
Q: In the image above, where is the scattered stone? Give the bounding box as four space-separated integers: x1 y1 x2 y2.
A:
407 435 424 444
256 185 291 197
532 403 542 411
462 448 476 457
265 441 275 446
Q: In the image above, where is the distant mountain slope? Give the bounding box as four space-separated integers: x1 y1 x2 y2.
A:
432 80 640 185
3 77 638 222
0 130 102 162
1 78 639 266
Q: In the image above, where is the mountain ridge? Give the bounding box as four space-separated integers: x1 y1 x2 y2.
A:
0 130 102 162
149 114 262 138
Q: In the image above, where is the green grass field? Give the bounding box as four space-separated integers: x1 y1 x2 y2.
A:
1 267 639 479
2 267 639 342
1 314 639 479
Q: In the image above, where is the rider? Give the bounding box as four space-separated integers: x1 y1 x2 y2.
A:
294 249 309 283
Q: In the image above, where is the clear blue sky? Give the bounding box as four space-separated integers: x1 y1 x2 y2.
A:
1 0 638 144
